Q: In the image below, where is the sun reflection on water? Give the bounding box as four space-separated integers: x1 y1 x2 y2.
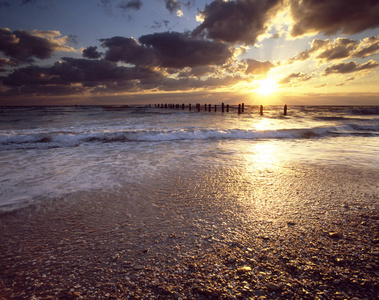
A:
254 119 269 131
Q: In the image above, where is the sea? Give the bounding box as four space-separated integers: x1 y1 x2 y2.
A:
0 105 378 212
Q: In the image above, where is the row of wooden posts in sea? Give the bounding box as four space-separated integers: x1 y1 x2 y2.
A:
153 103 288 115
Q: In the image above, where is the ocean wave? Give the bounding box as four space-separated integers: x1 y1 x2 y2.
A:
349 107 379 115
1 125 376 150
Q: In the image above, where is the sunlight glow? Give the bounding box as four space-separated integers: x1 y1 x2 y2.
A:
257 78 278 95
255 119 269 131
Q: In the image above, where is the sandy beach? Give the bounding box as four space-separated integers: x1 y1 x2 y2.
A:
1 162 378 299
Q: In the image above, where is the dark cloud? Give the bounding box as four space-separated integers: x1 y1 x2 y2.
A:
353 36 379 58
244 59 273 75
0 57 165 96
118 0 142 11
290 35 379 63
2 65 55 87
177 66 216 78
101 36 157 66
165 0 180 14
101 32 233 69
316 38 358 61
323 60 379 75
289 0 379 37
0 58 18 71
139 32 233 68
0 28 75 65
83 46 103 59
278 72 311 85
0 52 243 97
99 0 142 16
151 20 170 29
192 0 282 45
163 0 195 14
51 58 162 86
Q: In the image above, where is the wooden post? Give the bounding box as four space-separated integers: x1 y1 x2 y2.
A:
208 104 211 112
222 103 225 113
284 104 287 116
165 104 168 109
260 105 263 115
198 104 200 112
214 105 217 112
204 104 207 111
238 104 241 114
226 104 229 112
242 103 244 113
189 104 192 111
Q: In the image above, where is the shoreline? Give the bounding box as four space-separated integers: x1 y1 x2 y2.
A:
1 163 378 299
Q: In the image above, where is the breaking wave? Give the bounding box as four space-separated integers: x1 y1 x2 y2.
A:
1 125 377 150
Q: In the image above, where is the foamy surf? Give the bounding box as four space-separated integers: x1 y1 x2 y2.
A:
0 105 378 211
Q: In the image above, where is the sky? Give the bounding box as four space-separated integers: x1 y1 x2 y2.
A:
0 0 379 106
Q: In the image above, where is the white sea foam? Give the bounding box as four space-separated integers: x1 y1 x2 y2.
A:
1 125 376 150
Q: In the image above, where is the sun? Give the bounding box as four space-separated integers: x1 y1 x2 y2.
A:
256 78 278 95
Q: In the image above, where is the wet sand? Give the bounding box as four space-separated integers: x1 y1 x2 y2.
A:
0 163 378 299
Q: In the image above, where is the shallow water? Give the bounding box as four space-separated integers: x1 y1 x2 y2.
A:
0 105 378 211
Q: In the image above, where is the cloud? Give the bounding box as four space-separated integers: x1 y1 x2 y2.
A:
154 75 244 92
118 0 142 11
244 59 273 75
165 0 180 14
323 60 379 75
101 36 157 66
2 65 57 87
0 28 76 65
164 0 194 14
353 36 379 58
278 72 311 85
177 66 216 78
315 38 358 61
101 32 233 69
82 46 103 59
0 1 10 7
0 57 165 96
0 58 18 71
138 32 233 68
290 35 379 63
151 20 170 29
99 0 142 15
192 0 282 45
0 54 245 97
289 0 379 37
